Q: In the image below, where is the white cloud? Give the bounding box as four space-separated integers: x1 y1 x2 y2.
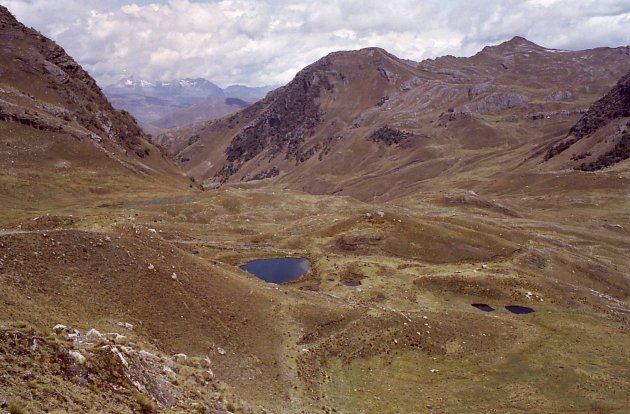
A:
4 0 630 87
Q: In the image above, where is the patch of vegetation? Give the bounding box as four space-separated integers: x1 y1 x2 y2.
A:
368 125 412 145
135 393 157 413
543 137 578 161
575 131 630 171
8 400 29 414
570 151 591 161
243 166 280 182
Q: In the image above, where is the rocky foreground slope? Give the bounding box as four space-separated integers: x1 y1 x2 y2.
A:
164 37 630 200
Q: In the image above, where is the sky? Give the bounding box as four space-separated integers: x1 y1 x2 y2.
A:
4 0 630 88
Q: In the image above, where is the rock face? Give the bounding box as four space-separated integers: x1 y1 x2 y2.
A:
220 58 334 176
163 37 630 200
544 71 630 170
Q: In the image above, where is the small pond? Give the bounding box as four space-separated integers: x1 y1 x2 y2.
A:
240 257 310 284
471 303 495 312
505 305 535 314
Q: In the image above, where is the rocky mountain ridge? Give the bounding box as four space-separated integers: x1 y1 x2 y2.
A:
164 37 630 200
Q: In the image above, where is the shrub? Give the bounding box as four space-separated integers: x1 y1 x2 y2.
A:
8 400 29 414
135 393 156 413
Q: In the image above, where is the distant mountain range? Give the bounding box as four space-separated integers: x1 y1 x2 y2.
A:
102 77 276 130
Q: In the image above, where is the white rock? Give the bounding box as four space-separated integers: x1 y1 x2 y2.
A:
171 353 188 362
376 211 385 218
116 322 134 330
204 356 212 367
171 273 178 280
120 346 134 355
86 328 102 340
113 334 127 344
69 350 86 365
138 350 158 360
53 324 67 333
430 369 439 373
163 366 177 379
217 347 226 356
147 263 155 270
111 347 128 368
105 333 127 344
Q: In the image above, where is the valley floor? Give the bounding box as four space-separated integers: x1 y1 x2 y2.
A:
1 182 629 413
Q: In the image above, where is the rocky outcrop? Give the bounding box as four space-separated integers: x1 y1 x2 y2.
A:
0 323 248 413
568 71 630 140
462 92 529 113
225 64 332 164
369 125 412 145
215 58 335 180
544 71 630 169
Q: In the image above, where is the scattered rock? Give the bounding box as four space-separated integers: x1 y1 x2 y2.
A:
53 324 67 334
547 90 573 101
116 322 134 331
104 333 127 344
68 350 86 365
171 353 188 362
138 350 158 360
85 328 102 340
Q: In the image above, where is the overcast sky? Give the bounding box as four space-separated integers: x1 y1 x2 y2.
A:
4 0 630 87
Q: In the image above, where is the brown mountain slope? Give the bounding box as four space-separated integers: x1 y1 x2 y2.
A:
165 37 630 200
0 6 189 209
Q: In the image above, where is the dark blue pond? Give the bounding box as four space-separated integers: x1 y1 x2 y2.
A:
240 258 310 284
472 303 495 312
505 305 535 314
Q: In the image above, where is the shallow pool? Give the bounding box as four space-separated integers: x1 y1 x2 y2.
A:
505 305 535 314
240 257 310 284
471 303 495 312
